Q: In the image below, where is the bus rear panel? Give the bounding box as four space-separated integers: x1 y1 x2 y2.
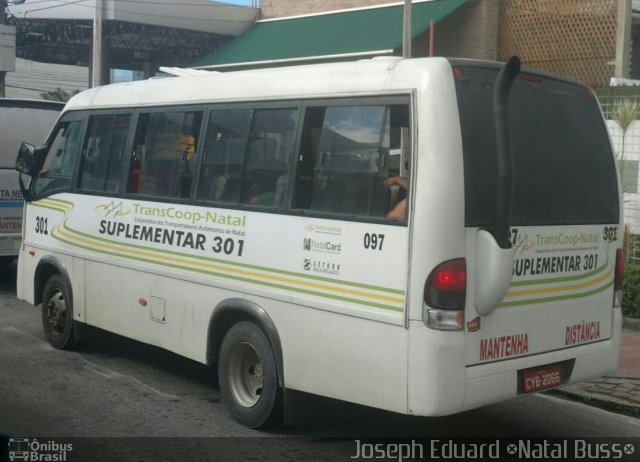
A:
407 61 622 416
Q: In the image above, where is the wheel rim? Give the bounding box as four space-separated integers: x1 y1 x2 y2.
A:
227 341 264 408
44 289 67 336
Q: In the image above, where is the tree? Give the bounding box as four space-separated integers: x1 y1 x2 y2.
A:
613 98 639 262
40 87 81 102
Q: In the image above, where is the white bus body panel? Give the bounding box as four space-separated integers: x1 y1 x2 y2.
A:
21 192 410 413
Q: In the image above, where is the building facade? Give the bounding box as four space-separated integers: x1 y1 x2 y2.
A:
255 0 629 89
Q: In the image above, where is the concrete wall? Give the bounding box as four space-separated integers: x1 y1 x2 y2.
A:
5 58 88 100
413 0 499 60
260 0 391 19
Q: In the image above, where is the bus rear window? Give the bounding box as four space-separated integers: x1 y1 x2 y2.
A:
453 64 619 227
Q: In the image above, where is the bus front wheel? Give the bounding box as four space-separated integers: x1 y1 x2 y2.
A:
41 275 75 349
218 321 281 428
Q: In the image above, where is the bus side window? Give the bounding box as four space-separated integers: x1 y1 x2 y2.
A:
197 110 251 204
292 103 410 220
127 110 202 199
33 120 83 197
78 114 131 193
241 108 298 208
196 107 297 208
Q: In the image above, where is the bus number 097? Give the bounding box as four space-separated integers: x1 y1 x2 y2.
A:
363 233 384 250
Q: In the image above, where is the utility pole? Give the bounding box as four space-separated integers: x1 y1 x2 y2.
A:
0 0 5 97
91 0 103 87
403 0 412 59
0 0 16 97
615 0 632 78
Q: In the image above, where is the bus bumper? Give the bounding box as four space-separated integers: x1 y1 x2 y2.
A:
406 308 622 416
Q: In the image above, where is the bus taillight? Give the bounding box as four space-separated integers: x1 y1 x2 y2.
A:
613 248 624 307
453 66 464 79
424 259 466 330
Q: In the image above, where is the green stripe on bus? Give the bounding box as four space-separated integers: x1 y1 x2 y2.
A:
62 220 404 296
35 198 404 296
499 280 614 308
32 203 68 214
35 199 73 212
40 197 73 206
51 227 404 313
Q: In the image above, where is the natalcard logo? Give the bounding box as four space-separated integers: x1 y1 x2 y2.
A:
302 238 341 254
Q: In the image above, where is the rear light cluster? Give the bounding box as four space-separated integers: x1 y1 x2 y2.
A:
423 259 466 330
613 248 624 308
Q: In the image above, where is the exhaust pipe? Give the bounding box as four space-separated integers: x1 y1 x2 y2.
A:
474 56 520 316
492 56 520 249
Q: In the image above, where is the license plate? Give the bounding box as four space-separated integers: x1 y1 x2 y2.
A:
521 364 564 393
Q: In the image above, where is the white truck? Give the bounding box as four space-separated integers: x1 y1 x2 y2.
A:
0 99 63 266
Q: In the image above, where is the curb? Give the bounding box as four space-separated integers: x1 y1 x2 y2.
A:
547 326 640 417
548 384 640 418
623 317 640 332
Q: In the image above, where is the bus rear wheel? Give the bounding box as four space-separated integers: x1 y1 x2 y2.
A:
218 321 280 428
41 275 75 349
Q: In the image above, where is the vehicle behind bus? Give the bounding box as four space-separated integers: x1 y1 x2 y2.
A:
0 99 63 267
13 57 622 427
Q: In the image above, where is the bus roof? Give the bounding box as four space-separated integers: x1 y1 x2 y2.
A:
64 57 456 111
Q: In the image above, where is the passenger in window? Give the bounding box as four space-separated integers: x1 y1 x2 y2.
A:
248 178 275 206
384 176 408 219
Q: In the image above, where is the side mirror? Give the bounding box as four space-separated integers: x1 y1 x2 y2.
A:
15 142 36 175
15 142 48 177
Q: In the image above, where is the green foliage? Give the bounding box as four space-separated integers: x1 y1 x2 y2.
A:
40 87 81 102
613 98 639 133
622 264 640 318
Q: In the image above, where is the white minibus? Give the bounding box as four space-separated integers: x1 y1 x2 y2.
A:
14 57 623 428
0 99 63 267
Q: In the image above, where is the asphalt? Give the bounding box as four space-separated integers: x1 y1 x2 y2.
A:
550 318 640 417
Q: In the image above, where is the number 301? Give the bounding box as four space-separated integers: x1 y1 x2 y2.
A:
35 216 49 235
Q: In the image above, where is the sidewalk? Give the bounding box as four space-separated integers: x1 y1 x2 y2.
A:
550 320 640 417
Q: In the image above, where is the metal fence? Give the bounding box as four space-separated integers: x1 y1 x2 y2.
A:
498 0 618 89
598 87 640 263
597 87 640 118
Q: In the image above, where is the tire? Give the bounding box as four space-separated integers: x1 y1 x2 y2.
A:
218 321 281 428
41 274 75 349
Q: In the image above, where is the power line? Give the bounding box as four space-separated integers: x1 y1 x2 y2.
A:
12 0 256 6
8 0 258 23
16 0 91 14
